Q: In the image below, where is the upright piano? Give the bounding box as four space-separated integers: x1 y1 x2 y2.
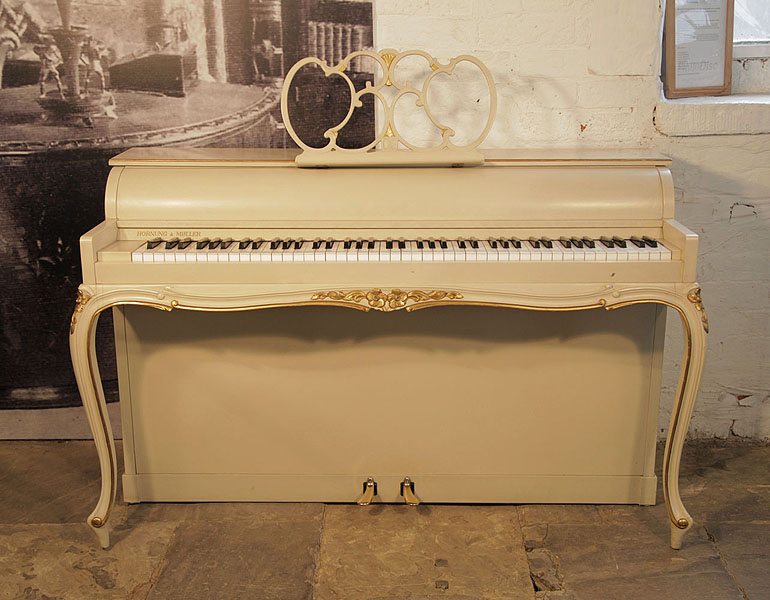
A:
70 50 707 550
71 146 707 550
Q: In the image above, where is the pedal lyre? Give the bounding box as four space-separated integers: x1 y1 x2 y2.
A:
356 477 378 505
400 477 421 506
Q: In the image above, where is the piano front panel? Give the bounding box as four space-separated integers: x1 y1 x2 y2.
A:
118 302 664 504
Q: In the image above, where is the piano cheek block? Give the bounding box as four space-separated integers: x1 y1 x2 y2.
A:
71 147 706 550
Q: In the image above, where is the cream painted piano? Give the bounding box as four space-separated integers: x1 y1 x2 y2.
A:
70 51 708 550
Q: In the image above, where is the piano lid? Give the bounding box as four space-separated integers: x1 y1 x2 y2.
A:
109 147 671 168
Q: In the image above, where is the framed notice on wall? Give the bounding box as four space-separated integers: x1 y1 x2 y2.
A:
664 0 735 98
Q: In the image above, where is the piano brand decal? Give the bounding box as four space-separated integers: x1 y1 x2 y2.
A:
136 231 202 238
312 288 463 312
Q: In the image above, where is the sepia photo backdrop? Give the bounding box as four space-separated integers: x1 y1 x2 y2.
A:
0 0 374 420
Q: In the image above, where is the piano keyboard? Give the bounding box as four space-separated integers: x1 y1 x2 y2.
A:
131 237 672 263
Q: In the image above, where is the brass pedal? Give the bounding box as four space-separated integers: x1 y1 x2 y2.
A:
356 477 378 505
400 477 421 506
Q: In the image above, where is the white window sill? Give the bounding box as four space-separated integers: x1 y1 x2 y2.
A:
654 93 770 136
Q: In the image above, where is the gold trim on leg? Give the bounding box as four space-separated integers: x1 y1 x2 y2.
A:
70 292 172 548
606 288 708 548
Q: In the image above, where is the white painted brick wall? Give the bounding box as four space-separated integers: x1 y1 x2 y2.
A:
375 0 770 440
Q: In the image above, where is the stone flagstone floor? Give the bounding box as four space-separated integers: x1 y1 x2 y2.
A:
0 441 768 599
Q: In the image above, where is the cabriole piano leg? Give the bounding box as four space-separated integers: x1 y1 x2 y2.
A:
69 289 117 549
607 287 708 549
70 287 171 548
662 288 708 549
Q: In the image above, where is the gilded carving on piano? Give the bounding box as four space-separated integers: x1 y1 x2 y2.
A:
687 287 709 333
70 289 91 334
311 288 464 311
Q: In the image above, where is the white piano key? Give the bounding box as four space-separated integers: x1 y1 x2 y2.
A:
440 241 454 261
325 241 338 262
179 243 197 263
357 241 369 262
369 241 381 262
131 244 145 262
290 241 305 262
481 240 498 262
420 241 434 262
194 243 209 262
430 241 444 262
378 242 390 262
542 242 558 262
148 243 166 262
494 241 510 262
215 242 234 262
524 241 542 261
450 241 465 261
226 243 244 262
160 241 179 262
334 241 348 262
403 241 417 262
248 244 262 262
390 242 403 262
613 244 629 261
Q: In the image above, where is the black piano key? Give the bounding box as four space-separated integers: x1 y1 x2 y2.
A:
164 239 179 250
509 238 521 249
416 240 424 249
428 240 436 249
239 240 252 250
368 240 375 249
612 236 627 248
196 239 210 250
569 237 583 248
281 239 293 250
294 240 304 249
270 240 281 250
559 237 571 249
251 240 264 250
629 236 646 248
488 239 498 248
599 237 614 248
528 237 541 249
540 237 553 249
643 236 658 248
221 240 234 250
398 240 406 250
343 240 353 250
208 239 222 249
386 240 393 250
439 240 448 249
499 239 510 249
582 237 596 248
325 240 334 249
312 240 322 250
355 240 364 250
178 239 193 250
147 239 164 249
469 240 479 249
458 240 467 249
